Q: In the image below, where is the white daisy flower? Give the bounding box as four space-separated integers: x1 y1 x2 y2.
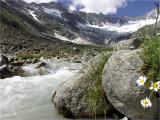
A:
141 97 152 108
137 76 147 86
149 81 160 92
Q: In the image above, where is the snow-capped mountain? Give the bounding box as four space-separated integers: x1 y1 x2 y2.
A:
1 0 159 44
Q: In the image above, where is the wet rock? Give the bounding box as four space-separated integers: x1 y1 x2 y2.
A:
8 65 14 70
25 59 32 64
32 58 39 63
11 60 25 66
0 64 8 72
36 62 48 69
56 56 60 59
11 66 24 76
0 54 9 66
0 55 25 79
8 57 15 63
37 67 49 75
0 65 13 79
75 60 82 63
0 55 12 79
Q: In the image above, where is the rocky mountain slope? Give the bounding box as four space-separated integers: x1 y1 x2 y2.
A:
1 0 113 58
1 0 158 45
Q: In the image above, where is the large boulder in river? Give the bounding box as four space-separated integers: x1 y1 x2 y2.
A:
102 50 159 119
52 54 114 118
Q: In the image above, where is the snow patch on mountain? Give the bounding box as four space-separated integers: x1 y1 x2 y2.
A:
43 7 62 18
28 10 41 23
54 33 90 44
54 33 70 41
85 18 158 33
73 37 91 44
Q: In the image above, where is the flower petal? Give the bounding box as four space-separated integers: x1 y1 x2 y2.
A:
149 86 153 90
143 76 147 81
139 76 144 80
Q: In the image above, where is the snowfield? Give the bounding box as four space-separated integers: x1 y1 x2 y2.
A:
54 33 91 44
79 18 159 33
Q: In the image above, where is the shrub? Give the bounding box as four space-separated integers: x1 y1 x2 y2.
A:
140 35 160 84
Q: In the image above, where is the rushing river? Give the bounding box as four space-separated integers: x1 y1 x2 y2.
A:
0 59 82 120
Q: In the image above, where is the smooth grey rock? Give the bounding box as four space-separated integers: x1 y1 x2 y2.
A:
102 50 159 119
53 54 114 118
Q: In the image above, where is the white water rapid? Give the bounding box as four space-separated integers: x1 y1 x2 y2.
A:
0 58 82 120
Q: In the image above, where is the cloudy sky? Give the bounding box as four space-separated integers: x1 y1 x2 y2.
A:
23 0 155 16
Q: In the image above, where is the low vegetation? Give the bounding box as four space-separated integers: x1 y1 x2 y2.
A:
0 10 25 30
140 35 160 84
84 52 112 118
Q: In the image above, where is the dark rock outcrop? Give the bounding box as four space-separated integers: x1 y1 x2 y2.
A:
0 54 24 79
0 55 12 79
0 54 9 66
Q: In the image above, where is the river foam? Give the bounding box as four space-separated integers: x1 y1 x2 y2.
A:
0 59 81 120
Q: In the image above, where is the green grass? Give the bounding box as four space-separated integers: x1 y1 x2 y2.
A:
15 44 111 60
84 52 112 117
16 51 57 60
0 10 25 30
140 35 160 84
16 52 44 60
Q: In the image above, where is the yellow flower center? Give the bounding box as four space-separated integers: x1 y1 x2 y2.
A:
144 100 149 105
140 79 144 84
153 83 158 88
